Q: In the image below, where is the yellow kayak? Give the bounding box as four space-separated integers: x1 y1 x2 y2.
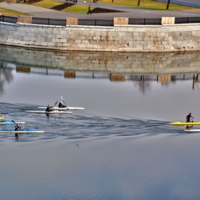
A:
0 116 5 120
168 121 200 126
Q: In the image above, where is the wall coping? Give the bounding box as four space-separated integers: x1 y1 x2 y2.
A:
1 21 200 29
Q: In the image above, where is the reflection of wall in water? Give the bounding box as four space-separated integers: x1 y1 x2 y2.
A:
1 57 200 93
0 64 13 95
1 46 200 75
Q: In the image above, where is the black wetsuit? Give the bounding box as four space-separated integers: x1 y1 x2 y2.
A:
46 106 53 112
186 114 192 122
14 125 21 131
58 102 66 108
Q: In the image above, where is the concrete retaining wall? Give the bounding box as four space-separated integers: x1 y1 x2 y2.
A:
1 21 200 52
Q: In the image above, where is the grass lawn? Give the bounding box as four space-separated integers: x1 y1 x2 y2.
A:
32 0 64 8
0 7 30 15
32 0 94 13
85 0 196 10
62 5 94 13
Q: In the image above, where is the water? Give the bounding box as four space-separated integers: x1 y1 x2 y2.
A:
1 46 200 199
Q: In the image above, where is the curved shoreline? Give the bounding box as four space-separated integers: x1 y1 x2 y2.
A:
1 21 200 52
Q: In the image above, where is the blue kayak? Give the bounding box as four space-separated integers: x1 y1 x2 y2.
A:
0 121 25 125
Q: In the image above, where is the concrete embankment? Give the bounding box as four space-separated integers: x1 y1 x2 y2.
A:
1 18 200 52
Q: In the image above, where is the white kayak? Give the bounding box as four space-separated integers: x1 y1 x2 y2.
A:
38 107 84 110
0 121 25 124
0 130 44 133
184 129 200 132
25 110 72 114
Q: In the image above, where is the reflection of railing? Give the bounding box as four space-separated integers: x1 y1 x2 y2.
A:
1 63 199 81
1 15 200 26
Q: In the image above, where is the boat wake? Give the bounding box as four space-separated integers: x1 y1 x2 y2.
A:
0 103 190 141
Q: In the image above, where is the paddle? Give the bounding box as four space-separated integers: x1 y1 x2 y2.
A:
60 96 67 107
12 120 24 130
0 113 8 119
54 101 58 107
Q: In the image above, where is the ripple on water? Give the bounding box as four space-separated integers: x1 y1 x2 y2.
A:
0 102 191 141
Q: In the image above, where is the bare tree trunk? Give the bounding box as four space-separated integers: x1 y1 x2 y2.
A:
166 0 171 9
137 0 141 6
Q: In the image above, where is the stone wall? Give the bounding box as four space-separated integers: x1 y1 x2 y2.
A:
1 21 200 52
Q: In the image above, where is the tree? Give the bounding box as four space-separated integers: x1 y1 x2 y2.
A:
166 0 171 9
137 0 141 6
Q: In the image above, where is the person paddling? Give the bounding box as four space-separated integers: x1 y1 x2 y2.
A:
58 100 67 108
186 113 195 122
46 105 53 112
14 123 21 131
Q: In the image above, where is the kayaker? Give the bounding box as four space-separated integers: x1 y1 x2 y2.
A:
58 100 67 108
14 123 21 131
46 105 53 112
186 113 195 122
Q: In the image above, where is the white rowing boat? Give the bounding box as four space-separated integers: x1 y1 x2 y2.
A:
38 106 84 110
25 110 73 114
0 130 44 134
184 129 200 132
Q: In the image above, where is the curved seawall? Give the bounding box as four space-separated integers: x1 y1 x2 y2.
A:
1 22 200 52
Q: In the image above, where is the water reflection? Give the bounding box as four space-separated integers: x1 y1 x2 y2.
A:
0 67 13 95
1 45 200 120
1 46 200 200
1 45 200 75
1 45 200 95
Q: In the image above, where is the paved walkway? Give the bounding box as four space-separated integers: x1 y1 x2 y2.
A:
0 0 200 19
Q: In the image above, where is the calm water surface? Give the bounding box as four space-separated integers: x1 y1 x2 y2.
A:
1 46 200 199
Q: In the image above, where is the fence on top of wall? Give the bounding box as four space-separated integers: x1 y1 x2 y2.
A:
1 15 200 26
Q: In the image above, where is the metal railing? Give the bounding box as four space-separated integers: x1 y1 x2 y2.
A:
32 18 66 26
78 19 113 26
0 16 17 23
175 17 200 24
1 15 200 26
129 18 161 25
